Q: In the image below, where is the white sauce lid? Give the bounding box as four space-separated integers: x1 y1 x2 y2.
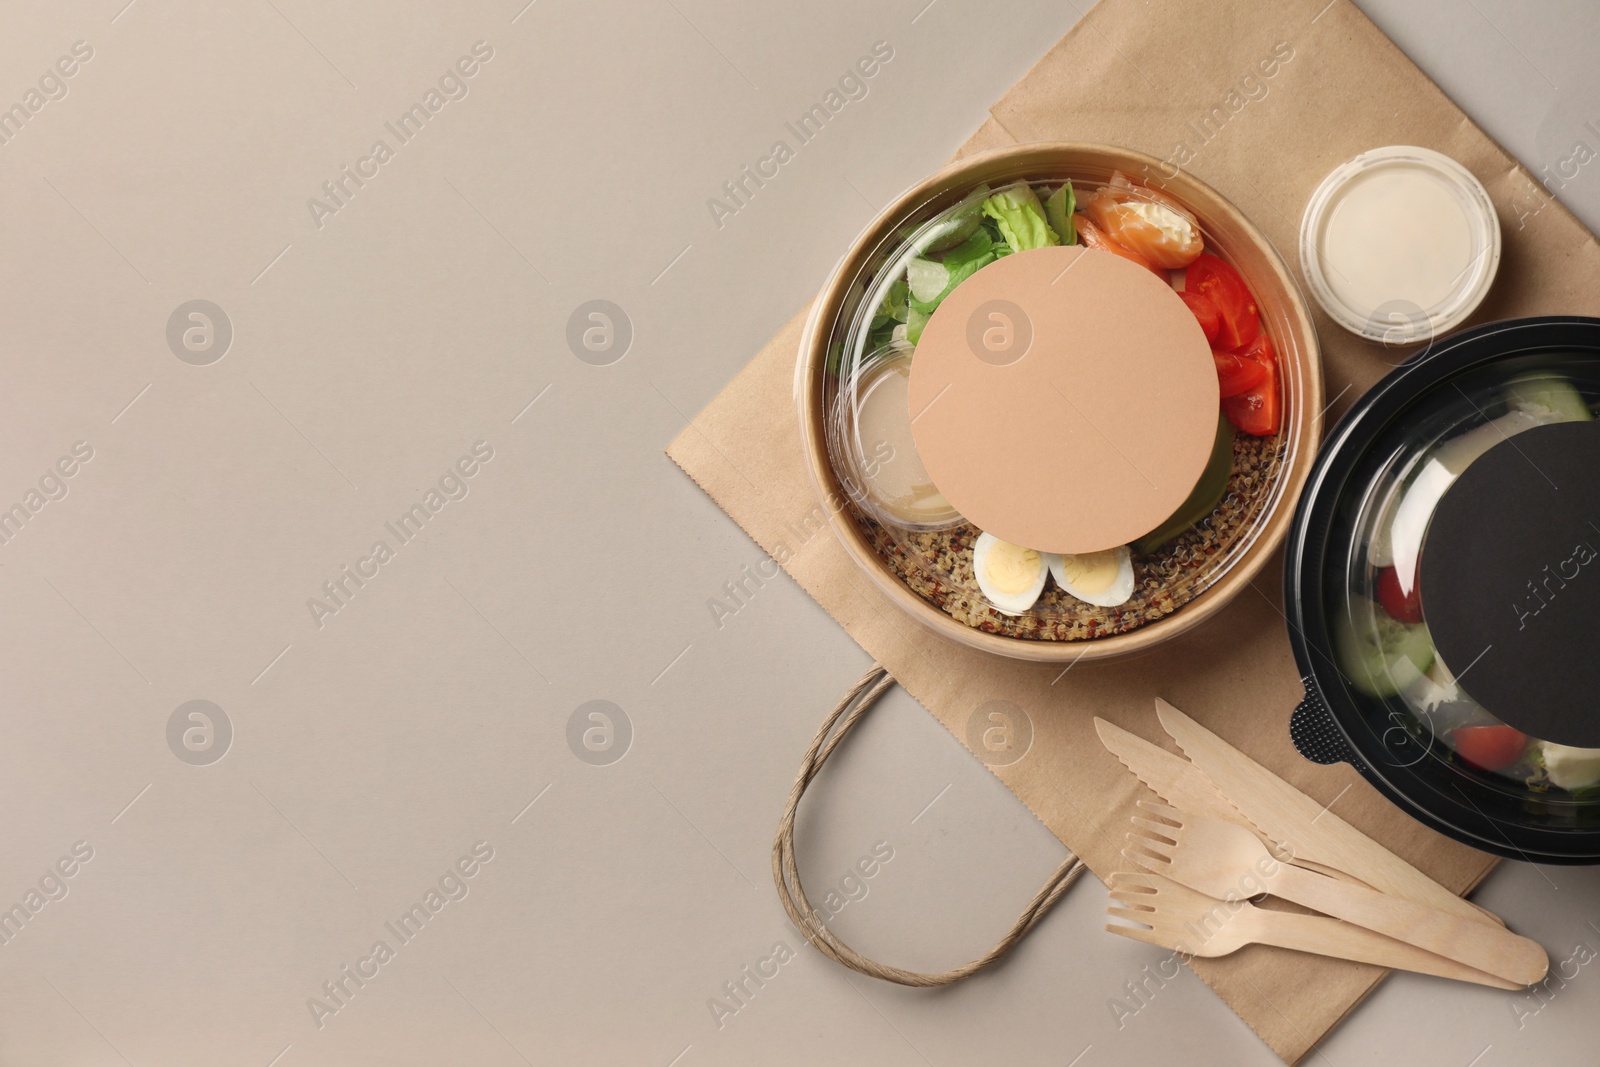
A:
1300 146 1500 345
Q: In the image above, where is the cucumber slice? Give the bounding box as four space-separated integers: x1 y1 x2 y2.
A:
922 184 991 254
842 186 992 378
1135 415 1233 554
906 305 931 346
1504 374 1593 423
906 258 949 304
908 231 998 316
875 278 909 325
1333 595 1436 698
923 212 982 254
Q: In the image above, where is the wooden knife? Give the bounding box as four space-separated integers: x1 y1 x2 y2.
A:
1154 697 1497 926
1096 716 1372 886
1096 716 1268 830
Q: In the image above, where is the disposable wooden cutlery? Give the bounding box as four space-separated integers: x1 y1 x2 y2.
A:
1105 871 1524 990
1152 699 1496 925
1095 717 1393 892
1123 802 1547 986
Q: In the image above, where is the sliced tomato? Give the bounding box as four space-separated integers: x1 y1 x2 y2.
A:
1222 357 1280 435
1081 186 1204 269
1073 212 1159 274
1375 564 1423 624
1213 350 1267 398
1179 290 1221 344
1452 724 1527 772
1236 331 1276 365
1187 253 1260 350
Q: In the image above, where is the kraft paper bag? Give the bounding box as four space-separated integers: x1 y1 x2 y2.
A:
667 0 1600 1060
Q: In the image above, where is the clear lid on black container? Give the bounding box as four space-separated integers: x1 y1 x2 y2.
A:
1298 325 1600 852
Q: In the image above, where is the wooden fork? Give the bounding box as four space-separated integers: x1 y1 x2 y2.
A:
1123 802 1547 986
1105 870 1525 989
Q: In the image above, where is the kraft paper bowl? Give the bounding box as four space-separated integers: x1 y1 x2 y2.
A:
796 143 1322 662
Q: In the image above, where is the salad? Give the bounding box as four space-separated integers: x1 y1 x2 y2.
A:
840 172 1282 621
863 172 1281 442
1334 370 1600 798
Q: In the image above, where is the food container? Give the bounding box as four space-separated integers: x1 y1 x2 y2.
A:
796 143 1323 662
1286 316 1600 862
1299 146 1501 345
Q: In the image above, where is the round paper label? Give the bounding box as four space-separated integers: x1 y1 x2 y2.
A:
907 246 1218 554
1421 420 1600 747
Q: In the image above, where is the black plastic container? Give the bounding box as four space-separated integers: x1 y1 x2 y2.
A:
1286 316 1600 864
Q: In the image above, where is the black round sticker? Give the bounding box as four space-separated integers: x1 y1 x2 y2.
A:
1421 420 1600 747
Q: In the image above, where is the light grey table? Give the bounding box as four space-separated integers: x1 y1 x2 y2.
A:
1 1 1597 1064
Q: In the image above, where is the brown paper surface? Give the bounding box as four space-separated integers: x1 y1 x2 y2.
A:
666 0 1600 1061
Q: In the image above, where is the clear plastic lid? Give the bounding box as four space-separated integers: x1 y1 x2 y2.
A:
813 165 1307 642
1326 352 1600 813
831 344 962 531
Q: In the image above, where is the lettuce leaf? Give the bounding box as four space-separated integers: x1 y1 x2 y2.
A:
872 277 909 328
1044 181 1076 245
923 183 992 253
906 257 949 304
906 305 931 345
981 182 1060 254
902 230 998 342
929 230 995 293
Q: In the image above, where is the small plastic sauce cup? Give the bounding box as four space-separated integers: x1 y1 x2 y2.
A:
1300 146 1500 346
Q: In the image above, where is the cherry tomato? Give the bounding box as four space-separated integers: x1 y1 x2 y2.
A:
1187 253 1260 351
1452 724 1527 772
1179 290 1221 344
1222 357 1280 435
1375 564 1423 623
1081 187 1204 269
1213 350 1267 398
1073 212 1159 274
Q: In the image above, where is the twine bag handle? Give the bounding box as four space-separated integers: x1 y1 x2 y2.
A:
772 664 1087 986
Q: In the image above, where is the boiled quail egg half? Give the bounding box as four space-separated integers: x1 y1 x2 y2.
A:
1045 546 1136 608
972 532 1049 615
